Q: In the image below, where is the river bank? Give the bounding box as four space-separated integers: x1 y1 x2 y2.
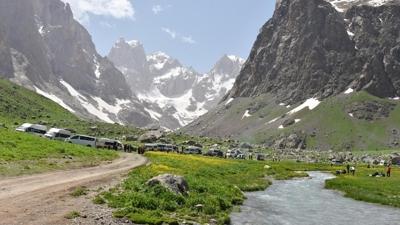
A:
231 172 400 225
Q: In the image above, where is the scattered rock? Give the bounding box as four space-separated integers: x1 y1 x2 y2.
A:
274 133 306 150
346 101 396 121
138 130 164 143
240 142 253 149
282 119 295 127
146 174 189 195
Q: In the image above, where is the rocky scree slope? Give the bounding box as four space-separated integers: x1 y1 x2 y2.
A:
108 38 244 130
0 0 153 127
183 0 400 151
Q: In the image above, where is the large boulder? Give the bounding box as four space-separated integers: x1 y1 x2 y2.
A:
146 174 189 195
274 133 306 150
240 142 253 149
138 130 164 143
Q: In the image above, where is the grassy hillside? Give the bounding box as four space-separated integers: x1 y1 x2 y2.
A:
184 91 400 151
0 79 143 176
0 79 142 138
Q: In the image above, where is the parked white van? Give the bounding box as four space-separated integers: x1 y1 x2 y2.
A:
66 135 97 148
16 123 47 136
97 138 123 150
45 128 72 141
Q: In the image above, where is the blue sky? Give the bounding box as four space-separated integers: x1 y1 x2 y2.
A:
65 0 275 72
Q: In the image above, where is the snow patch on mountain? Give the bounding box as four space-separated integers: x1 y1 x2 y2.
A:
34 86 75 113
60 79 132 124
326 0 395 12
241 110 252 120
287 98 321 115
225 98 235 106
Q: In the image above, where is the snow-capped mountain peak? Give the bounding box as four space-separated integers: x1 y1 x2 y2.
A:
147 51 182 75
108 39 245 130
211 54 245 76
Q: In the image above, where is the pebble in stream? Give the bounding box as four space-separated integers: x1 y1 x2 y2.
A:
231 172 400 225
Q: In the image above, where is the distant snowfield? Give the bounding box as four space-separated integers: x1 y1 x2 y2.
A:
34 86 75 113
241 110 252 120
59 80 130 124
266 98 320 128
287 98 321 115
326 0 393 12
138 87 208 127
344 88 354 94
225 98 235 106
267 117 280 124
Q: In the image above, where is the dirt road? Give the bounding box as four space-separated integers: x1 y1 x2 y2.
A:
0 153 147 225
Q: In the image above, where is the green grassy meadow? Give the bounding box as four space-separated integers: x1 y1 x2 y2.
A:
0 128 118 177
101 152 270 224
96 153 400 224
325 166 400 207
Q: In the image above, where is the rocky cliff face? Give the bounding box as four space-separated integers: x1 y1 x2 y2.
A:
0 0 153 127
184 0 400 150
108 39 244 129
227 0 400 104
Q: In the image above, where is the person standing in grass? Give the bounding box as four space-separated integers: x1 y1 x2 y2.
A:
350 166 356 176
346 164 350 174
387 164 392 177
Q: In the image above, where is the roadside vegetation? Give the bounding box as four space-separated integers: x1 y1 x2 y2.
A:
100 152 270 224
64 211 81 219
70 186 89 197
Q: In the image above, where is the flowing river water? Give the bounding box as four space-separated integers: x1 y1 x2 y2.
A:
231 172 400 225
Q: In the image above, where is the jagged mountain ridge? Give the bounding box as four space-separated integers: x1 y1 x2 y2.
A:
227 0 400 104
0 0 154 127
183 0 400 151
108 38 245 130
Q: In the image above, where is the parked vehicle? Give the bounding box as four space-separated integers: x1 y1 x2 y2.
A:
331 159 343 165
183 146 202 155
226 149 242 158
205 149 224 157
144 143 177 152
45 128 72 141
144 143 158 151
236 154 246 159
16 123 47 136
66 135 97 148
256 154 266 161
97 138 123 150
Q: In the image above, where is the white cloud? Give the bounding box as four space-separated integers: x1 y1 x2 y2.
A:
162 27 177 39
152 5 164 15
62 0 135 24
181 36 196 44
162 28 197 44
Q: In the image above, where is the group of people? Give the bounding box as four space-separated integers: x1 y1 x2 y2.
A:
340 162 394 177
346 164 356 176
